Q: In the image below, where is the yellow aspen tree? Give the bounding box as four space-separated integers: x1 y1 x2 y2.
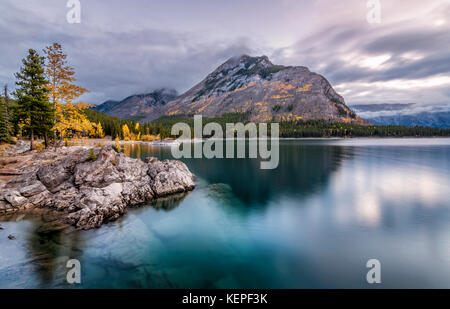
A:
43 43 90 145
115 135 121 152
122 124 131 141
97 122 105 138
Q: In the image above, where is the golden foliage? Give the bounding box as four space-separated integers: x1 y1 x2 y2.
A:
97 122 105 138
44 43 94 142
296 84 313 92
53 102 94 138
114 136 121 152
122 124 131 141
271 94 294 99
233 82 256 92
141 134 161 142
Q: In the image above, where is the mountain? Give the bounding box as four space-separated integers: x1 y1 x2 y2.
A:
94 100 121 113
165 55 364 123
96 55 365 123
351 104 450 128
94 88 178 121
366 112 450 128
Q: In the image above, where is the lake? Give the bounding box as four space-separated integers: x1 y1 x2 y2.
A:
0 138 449 288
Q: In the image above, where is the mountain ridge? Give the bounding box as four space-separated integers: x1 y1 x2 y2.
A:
351 104 450 128
94 88 178 120
96 55 365 124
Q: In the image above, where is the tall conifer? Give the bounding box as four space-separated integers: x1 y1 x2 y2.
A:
14 49 54 150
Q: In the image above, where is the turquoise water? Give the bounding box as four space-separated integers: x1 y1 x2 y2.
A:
0 138 449 288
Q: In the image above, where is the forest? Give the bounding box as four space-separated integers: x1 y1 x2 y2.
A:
84 112 450 139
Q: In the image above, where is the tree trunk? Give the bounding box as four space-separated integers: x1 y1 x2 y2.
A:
30 129 34 150
53 94 57 149
44 132 49 148
54 129 57 148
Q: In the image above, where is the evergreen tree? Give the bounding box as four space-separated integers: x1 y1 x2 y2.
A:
14 49 54 150
0 96 11 143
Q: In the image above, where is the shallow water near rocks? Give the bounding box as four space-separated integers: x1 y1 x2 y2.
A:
1 138 449 288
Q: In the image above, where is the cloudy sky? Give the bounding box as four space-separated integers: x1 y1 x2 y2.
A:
1 0 449 113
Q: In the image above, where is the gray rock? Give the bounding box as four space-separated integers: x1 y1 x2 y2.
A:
1 146 195 229
3 191 27 208
0 200 7 213
37 164 71 193
19 182 47 197
148 160 195 197
0 140 30 156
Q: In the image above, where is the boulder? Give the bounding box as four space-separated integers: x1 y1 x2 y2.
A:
19 182 47 197
148 160 196 197
3 190 27 208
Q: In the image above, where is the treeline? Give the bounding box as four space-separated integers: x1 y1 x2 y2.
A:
146 113 450 138
85 109 172 139
86 111 450 139
84 111 251 140
0 43 105 149
278 120 450 137
85 109 450 140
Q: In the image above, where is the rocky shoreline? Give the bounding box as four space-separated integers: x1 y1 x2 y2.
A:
0 146 195 229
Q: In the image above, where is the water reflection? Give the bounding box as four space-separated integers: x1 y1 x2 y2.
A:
0 210 81 288
123 141 354 207
148 192 190 211
1 139 449 288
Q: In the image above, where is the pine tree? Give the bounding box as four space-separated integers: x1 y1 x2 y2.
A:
0 96 11 144
14 49 54 150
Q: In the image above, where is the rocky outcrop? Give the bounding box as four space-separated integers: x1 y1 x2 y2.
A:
0 140 30 156
0 146 195 229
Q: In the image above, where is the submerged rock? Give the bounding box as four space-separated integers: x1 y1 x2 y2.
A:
0 146 195 229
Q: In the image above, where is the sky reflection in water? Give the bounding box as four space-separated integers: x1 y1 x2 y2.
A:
0 138 449 288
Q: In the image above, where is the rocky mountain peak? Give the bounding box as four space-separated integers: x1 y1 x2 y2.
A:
222 54 273 70
152 87 178 98
95 55 366 124
166 55 365 123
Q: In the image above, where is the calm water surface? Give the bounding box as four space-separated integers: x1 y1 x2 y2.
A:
0 138 449 288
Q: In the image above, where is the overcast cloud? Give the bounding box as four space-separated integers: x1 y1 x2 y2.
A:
0 0 449 112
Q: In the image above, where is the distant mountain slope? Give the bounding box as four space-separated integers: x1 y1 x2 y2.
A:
94 88 178 121
351 104 450 128
94 100 121 113
165 55 364 123
364 111 450 128
351 103 416 113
